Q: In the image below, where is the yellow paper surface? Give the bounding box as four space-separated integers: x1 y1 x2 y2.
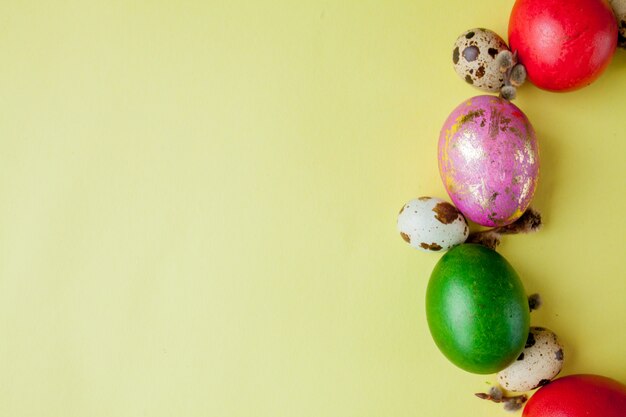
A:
1 1 625 416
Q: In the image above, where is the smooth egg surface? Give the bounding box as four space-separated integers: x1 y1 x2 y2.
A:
522 374 626 417
438 95 539 227
426 243 530 374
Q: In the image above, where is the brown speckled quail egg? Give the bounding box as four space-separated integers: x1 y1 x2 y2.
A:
609 0 626 47
452 28 509 92
397 197 469 252
497 327 564 392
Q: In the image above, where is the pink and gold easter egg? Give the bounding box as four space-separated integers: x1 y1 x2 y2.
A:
438 95 539 227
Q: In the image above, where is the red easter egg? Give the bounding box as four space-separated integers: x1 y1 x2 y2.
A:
523 374 626 417
508 0 618 92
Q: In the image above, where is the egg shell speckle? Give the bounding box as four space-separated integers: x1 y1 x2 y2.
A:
397 197 468 252
497 327 564 392
609 0 626 47
452 28 509 92
438 95 539 227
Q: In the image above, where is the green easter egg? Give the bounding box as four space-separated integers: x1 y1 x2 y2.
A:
426 243 530 374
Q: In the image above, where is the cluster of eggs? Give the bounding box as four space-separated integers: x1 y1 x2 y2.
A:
397 0 626 414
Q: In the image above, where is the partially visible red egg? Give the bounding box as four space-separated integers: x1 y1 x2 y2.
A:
523 374 626 417
508 0 618 91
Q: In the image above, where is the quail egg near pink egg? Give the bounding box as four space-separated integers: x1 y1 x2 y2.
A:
397 197 469 252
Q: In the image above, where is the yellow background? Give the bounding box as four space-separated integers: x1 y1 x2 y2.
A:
1 1 624 416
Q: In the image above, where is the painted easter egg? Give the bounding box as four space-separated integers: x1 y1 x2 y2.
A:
509 0 618 91
523 374 626 417
438 95 539 227
426 244 530 374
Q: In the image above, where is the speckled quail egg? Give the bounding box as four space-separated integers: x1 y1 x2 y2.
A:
452 28 509 92
609 0 626 47
497 327 564 392
397 197 469 252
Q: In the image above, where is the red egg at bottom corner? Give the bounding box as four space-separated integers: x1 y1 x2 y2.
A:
522 374 626 417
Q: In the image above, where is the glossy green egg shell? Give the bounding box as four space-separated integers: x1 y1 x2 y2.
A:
426 244 530 374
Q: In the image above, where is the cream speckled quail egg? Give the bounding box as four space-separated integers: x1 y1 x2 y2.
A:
452 28 509 92
609 0 626 47
397 197 468 252
497 327 564 392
